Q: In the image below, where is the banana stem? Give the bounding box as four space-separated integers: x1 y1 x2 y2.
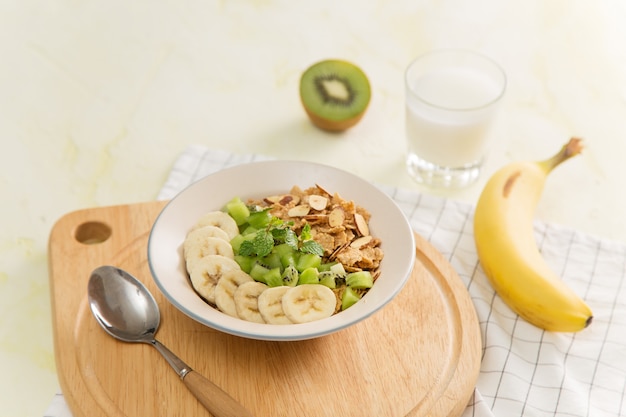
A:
538 137 585 173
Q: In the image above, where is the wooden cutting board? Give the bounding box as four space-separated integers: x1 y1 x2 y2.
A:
48 201 481 417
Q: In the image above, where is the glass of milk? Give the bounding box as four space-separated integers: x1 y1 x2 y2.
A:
405 49 506 188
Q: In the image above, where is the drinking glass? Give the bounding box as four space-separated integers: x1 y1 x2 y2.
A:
405 49 506 188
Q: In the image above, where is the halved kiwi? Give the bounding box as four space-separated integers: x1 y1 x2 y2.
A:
299 59 371 132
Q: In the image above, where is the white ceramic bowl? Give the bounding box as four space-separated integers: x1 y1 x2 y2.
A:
148 161 415 341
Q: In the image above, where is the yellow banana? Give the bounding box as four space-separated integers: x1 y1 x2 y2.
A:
474 138 593 332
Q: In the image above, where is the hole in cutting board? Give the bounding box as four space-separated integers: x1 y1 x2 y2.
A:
74 221 112 244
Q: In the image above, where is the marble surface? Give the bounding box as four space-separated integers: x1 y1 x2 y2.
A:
1 0 625 415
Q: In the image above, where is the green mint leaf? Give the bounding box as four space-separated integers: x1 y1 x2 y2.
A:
284 229 298 249
270 223 298 249
271 227 288 243
238 240 255 257
253 230 274 257
300 223 312 241
269 216 284 227
300 240 324 256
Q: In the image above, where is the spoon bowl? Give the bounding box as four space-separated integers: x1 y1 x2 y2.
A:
88 266 160 343
87 265 254 417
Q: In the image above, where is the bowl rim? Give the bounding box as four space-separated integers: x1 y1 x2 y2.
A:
148 160 416 341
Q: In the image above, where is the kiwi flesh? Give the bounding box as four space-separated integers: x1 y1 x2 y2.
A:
299 59 371 132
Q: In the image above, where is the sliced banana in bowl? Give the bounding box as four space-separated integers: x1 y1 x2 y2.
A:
257 286 293 325
214 270 254 318
233 281 268 324
191 211 239 239
184 236 234 273
188 255 240 305
281 284 336 324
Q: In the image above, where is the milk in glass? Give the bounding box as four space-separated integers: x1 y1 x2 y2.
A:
404 50 505 188
406 67 501 167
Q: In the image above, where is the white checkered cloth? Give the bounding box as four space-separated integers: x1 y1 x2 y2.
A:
45 147 626 417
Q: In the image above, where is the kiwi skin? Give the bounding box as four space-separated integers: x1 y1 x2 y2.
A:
303 104 365 132
299 59 371 132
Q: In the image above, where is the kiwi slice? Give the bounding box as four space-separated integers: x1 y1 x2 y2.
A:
299 59 371 132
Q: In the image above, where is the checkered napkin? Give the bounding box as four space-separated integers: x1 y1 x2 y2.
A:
45 147 626 417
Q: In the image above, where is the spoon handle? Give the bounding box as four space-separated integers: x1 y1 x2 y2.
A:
151 339 191 377
151 340 254 417
183 370 255 417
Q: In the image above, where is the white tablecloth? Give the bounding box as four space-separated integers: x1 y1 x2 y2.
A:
45 147 626 417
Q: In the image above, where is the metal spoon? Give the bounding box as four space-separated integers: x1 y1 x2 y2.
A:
87 265 254 417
